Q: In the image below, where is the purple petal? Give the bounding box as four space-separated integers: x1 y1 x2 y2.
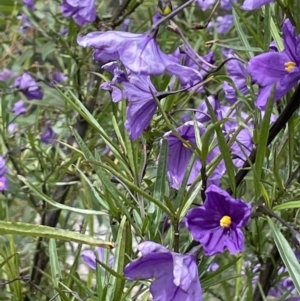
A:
241 0 275 10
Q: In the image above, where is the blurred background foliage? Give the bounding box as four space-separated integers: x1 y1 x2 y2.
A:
0 0 300 300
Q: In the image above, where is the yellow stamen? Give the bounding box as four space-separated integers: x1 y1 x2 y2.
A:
220 215 232 228
284 61 296 73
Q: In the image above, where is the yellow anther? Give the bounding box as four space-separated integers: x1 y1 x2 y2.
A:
220 215 232 228
284 61 296 73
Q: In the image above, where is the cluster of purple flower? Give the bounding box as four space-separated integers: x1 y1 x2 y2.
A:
82 185 251 300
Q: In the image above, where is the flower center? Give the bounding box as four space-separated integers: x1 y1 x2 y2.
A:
220 215 232 228
284 61 296 73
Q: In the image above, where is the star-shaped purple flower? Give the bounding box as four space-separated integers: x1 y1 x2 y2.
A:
185 185 252 256
247 19 300 109
14 73 43 100
124 241 202 301
61 0 96 26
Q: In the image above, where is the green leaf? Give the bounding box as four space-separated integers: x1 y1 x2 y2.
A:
0 221 115 248
263 4 271 51
106 216 129 301
273 200 300 210
151 139 168 213
267 217 300 294
0 253 18 269
18 175 107 216
253 87 274 198
206 99 236 194
49 239 62 301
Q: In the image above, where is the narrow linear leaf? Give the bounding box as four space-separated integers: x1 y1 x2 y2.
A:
0 221 115 248
267 217 300 294
18 175 107 216
49 239 62 301
273 201 300 211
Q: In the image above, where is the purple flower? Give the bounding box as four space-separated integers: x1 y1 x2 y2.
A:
185 185 252 256
208 262 219 272
81 247 114 270
8 123 18 134
60 28 69 36
102 66 158 140
167 47 212 91
78 31 202 82
12 100 26 115
247 19 300 109
51 72 67 84
78 31 173 75
214 15 234 34
121 18 131 32
223 51 249 103
40 123 56 144
196 96 220 123
241 0 275 10
0 156 7 176
0 176 8 191
123 74 158 140
0 69 14 81
14 73 43 100
61 0 96 26
23 0 35 9
195 0 236 10
124 241 202 301
163 121 225 189
17 14 33 33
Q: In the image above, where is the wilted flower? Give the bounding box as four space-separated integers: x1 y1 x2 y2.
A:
124 241 202 301
78 31 202 83
40 123 56 144
0 69 15 82
23 0 35 10
81 247 114 270
78 31 172 75
163 121 225 189
185 185 252 256
61 0 96 26
14 73 43 100
12 100 26 115
247 19 300 109
241 0 275 10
